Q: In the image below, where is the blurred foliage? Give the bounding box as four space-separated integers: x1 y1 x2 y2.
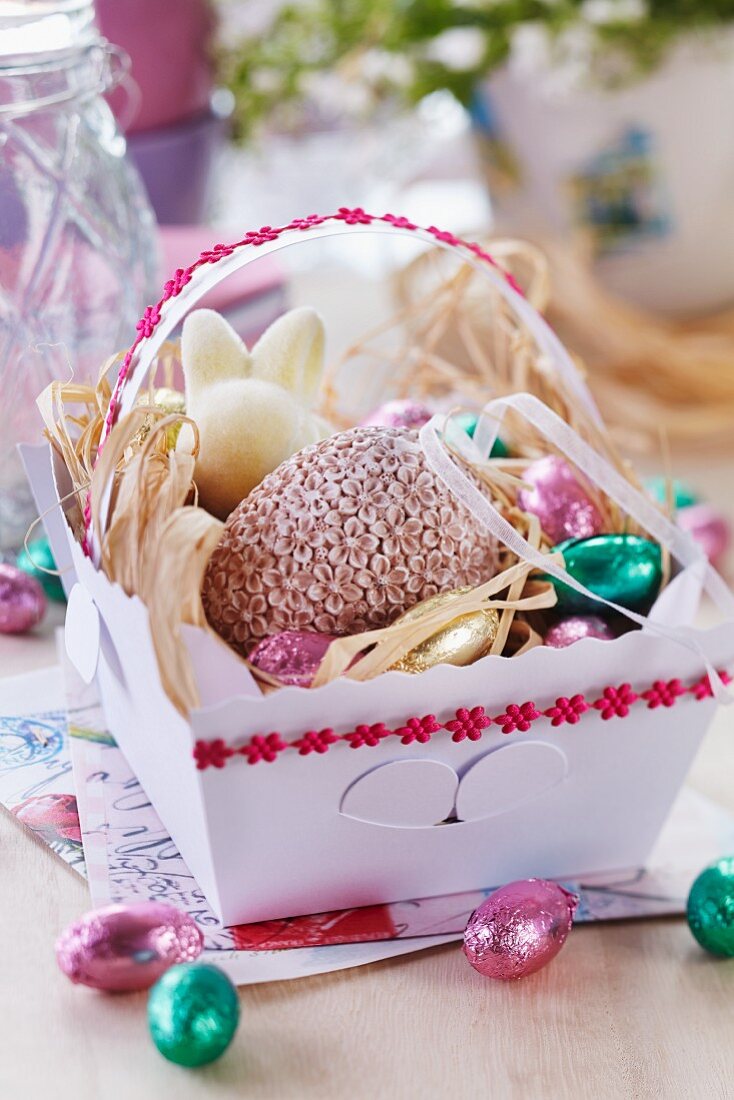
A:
219 0 734 140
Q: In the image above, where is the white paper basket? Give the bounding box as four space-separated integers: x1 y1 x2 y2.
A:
24 210 734 924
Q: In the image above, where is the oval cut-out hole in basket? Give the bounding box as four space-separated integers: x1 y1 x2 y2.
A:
338 743 569 829
340 759 458 828
456 741 569 823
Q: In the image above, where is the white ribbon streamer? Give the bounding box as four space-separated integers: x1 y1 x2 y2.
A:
420 394 734 702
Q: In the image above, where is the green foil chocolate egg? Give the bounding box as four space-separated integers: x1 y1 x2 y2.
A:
687 857 734 956
645 477 699 511
16 537 65 603
148 963 240 1067
549 534 662 615
454 412 509 456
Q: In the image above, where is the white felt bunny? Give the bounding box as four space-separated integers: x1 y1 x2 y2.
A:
177 307 331 519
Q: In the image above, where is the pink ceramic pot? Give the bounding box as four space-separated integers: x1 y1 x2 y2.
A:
96 0 215 134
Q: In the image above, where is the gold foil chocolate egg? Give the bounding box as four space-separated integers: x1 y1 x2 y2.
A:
202 426 499 655
154 387 186 449
134 387 186 450
154 386 186 416
389 587 500 673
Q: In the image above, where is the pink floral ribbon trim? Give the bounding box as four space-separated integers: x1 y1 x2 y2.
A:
192 670 729 770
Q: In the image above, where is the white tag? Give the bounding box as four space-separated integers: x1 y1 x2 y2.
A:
64 583 100 685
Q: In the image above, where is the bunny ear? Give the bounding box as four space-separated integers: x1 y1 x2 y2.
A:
251 307 325 404
181 309 252 396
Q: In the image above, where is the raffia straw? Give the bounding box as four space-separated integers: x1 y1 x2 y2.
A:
36 374 111 536
396 234 734 453
359 240 651 537
142 506 224 714
531 236 734 452
506 617 544 657
490 512 543 656
100 421 196 592
311 555 560 687
37 365 227 715
89 412 226 714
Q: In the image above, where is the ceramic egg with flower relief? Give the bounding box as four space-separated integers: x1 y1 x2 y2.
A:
202 426 500 656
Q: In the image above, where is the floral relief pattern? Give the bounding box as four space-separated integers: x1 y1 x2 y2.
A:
203 426 499 656
593 683 638 720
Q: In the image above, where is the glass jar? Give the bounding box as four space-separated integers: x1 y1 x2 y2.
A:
0 1 157 552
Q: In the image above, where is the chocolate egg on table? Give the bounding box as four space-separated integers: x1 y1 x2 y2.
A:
55 902 204 992
389 587 500 673
248 630 337 687
687 857 734 956
16 537 65 602
463 879 578 981
203 426 499 655
517 455 603 544
544 615 615 649
148 964 239 1067
550 534 662 615
360 399 433 430
677 502 730 565
0 564 46 634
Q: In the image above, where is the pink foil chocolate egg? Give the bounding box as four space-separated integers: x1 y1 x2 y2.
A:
677 503 730 565
463 879 578 980
544 615 615 649
359 399 433 431
249 630 336 687
55 902 204 993
517 456 604 544
0 563 46 634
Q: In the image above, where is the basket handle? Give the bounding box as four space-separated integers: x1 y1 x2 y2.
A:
86 209 603 559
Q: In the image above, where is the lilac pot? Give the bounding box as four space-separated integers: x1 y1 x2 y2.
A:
127 107 228 225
